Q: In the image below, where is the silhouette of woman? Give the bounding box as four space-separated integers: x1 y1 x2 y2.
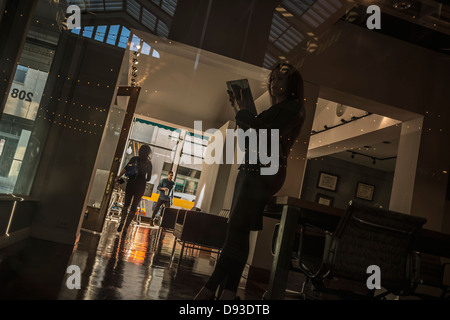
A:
195 62 306 300
116 144 153 234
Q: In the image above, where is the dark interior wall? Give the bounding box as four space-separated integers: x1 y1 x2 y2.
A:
169 0 279 67
27 32 124 245
301 157 394 210
9 200 36 233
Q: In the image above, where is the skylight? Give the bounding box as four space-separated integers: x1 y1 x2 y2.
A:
71 25 161 59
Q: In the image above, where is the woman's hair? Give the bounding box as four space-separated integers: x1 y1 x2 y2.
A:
267 62 304 105
138 144 152 162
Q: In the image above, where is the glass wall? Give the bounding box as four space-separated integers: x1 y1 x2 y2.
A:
0 24 58 194
0 0 183 197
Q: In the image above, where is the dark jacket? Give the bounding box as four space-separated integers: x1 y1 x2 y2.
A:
126 156 152 188
157 178 175 201
235 97 305 174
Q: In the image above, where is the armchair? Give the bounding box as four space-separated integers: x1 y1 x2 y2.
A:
294 202 427 299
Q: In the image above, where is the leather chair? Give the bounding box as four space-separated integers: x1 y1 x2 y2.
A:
294 202 427 299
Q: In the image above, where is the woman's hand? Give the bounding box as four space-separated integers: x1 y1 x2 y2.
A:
232 85 255 112
227 90 239 114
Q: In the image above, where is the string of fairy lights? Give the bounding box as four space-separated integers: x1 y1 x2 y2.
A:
131 49 140 87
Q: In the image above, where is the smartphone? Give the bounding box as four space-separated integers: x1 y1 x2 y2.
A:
226 79 257 115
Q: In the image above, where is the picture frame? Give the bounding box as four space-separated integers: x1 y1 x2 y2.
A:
356 182 375 201
317 171 339 192
315 193 334 207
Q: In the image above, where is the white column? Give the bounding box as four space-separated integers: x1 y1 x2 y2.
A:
389 117 423 214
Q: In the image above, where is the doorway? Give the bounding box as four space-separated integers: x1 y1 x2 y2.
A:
82 86 141 233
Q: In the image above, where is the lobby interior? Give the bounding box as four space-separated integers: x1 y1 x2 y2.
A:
1 0 450 302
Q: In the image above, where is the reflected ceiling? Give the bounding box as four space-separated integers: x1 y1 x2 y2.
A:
263 0 450 69
64 0 450 71
310 98 402 172
341 0 450 56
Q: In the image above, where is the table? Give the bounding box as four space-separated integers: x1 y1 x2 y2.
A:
263 196 450 300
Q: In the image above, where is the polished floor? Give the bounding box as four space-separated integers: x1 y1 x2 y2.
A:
0 216 280 300
60 217 270 300
0 215 446 301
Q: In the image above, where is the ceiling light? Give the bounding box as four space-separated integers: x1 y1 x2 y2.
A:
393 0 412 10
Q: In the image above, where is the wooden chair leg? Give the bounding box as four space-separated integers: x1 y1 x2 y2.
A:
169 238 177 268
177 242 185 271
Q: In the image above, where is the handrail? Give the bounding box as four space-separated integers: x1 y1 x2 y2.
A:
0 194 38 202
0 194 24 202
1 194 29 238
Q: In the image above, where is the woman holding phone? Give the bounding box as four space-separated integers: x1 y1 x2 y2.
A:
194 62 306 300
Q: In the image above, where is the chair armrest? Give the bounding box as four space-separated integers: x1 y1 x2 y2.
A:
297 222 335 279
442 262 450 287
297 223 332 259
411 251 421 291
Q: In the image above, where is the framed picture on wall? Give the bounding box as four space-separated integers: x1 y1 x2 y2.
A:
316 193 334 207
317 171 339 192
356 182 375 201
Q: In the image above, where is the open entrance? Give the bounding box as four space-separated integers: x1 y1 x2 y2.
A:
81 28 273 233
82 87 141 233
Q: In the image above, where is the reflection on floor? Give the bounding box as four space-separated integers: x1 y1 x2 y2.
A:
59 218 267 300
0 218 277 300
2 217 443 300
